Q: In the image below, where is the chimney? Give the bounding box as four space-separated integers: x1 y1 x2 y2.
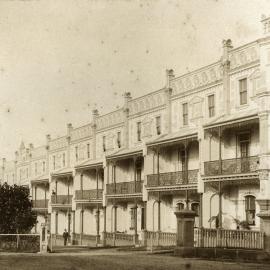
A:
261 14 270 37
46 134 51 150
67 123 73 138
92 109 99 128
123 92 132 114
2 158 6 169
166 69 175 89
222 39 233 115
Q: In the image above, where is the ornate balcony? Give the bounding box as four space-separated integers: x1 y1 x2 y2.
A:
75 189 103 200
106 181 143 196
204 156 259 176
147 170 198 187
51 195 72 205
32 199 49 209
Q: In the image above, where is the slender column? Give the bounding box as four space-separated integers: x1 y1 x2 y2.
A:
102 206 107 246
199 193 203 228
95 206 100 245
80 208 84 245
134 204 138 245
71 211 75 245
67 177 70 204
144 201 147 230
114 205 117 233
218 181 222 228
185 190 189 210
133 157 137 192
67 211 71 244
45 187 47 208
55 211 58 245
157 148 161 232
80 173 83 199
184 141 189 184
218 127 222 174
113 205 117 246
55 181 58 204
96 168 99 199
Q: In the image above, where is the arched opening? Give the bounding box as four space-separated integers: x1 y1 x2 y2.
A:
245 195 256 225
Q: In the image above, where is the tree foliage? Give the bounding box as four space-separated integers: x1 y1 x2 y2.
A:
0 183 37 233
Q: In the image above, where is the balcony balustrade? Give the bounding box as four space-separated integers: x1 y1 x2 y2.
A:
32 199 49 209
106 181 143 195
75 189 103 200
147 170 198 187
204 156 259 176
51 194 72 205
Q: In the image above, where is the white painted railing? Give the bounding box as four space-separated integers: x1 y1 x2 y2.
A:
194 228 264 250
143 231 176 247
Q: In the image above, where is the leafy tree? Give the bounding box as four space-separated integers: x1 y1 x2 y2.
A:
0 183 37 233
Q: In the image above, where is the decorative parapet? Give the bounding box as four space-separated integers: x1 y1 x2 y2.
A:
96 109 124 130
128 88 166 116
31 146 47 159
70 123 92 142
49 136 68 151
229 41 259 70
170 61 222 96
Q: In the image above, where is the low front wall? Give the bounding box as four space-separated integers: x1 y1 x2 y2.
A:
73 233 98 246
0 234 40 253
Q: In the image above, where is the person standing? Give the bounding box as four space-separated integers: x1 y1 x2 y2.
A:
63 229 69 246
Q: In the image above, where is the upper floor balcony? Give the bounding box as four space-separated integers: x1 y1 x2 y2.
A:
75 189 103 201
204 156 259 176
51 194 72 206
147 169 198 191
106 181 143 197
32 199 49 211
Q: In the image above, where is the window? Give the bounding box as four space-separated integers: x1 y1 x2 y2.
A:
208 94 215 117
53 155 56 170
141 207 145 230
117 132 121 148
62 153 66 167
239 133 250 158
182 103 188 126
137 122 142 141
191 203 199 216
87 144 90 158
245 195 256 225
42 161 46 173
177 202 185 211
135 158 142 181
102 136 106 152
239 78 247 105
156 116 161 135
130 208 136 230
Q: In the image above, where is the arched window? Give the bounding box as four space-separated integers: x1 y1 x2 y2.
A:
191 202 199 216
177 202 185 211
245 195 256 225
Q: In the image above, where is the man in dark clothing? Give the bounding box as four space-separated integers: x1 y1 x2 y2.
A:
63 229 69 246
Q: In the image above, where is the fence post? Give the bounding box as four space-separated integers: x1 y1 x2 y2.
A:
40 223 48 253
16 234 20 250
141 230 147 247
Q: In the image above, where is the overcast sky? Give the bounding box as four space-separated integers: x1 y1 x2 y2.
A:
0 0 269 160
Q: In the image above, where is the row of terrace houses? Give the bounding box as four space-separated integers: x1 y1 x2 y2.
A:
1 16 270 248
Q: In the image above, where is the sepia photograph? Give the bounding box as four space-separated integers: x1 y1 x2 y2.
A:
0 0 270 269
